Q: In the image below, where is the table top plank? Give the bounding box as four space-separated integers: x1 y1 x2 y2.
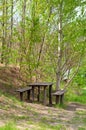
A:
16 87 32 92
28 82 53 86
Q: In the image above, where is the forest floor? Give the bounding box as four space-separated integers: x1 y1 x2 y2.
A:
0 65 86 130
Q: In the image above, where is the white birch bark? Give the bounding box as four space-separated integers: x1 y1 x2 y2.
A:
56 1 63 90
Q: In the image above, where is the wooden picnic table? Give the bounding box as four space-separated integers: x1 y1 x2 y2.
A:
28 82 53 106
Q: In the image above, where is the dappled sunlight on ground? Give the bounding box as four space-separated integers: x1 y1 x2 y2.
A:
0 95 86 130
0 65 86 130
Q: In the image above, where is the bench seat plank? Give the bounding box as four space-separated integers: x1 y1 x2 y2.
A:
52 90 66 96
52 89 66 104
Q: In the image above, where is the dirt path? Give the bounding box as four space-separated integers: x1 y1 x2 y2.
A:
0 66 86 130
0 95 86 130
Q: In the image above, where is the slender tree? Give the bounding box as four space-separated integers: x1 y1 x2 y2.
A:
1 0 6 63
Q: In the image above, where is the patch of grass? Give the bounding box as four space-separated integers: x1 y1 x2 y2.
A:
71 115 81 124
41 117 48 123
33 111 39 116
26 106 32 111
65 91 86 104
38 123 66 130
12 115 30 122
78 127 86 130
0 122 19 130
4 94 21 104
28 121 66 130
0 90 23 106
71 114 86 125
54 103 66 109
76 110 86 115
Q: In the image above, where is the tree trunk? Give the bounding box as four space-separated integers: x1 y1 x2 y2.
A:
56 2 63 90
1 0 5 63
10 0 13 47
19 0 26 65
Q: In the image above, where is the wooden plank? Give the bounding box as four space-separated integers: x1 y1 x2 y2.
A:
52 90 66 96
28 82 53 86
16 87 32 92
49 85 52 106
43 86 47 105
37 86 40 102
20 92 23 101
27 90 31 100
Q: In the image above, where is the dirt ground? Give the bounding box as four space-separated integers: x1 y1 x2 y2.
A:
0 65 86 130
0 95 86 130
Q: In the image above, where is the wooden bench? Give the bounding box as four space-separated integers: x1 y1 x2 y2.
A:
16 87 32 101
52 89 66 104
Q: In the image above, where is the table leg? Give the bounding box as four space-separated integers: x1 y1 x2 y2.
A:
49 85 52 106
43 86 46 105
60 94 64 104
37 86 40 102
20 92 23 101
27 90 30 101
32 86 34 102
56 95 60 104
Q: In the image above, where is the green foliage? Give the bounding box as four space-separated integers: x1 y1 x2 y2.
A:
73 64 86 88
0 0 86 91
28 121 66 130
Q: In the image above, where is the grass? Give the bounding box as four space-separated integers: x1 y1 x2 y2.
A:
71 113 86 125
0 121 66 130
65 89 86 104
0 82 86 130
78 127 86 130
0 122 19 130
38 123 66 130
27 121 66 130
76 110 86 115
0 90 23 106
13 115 30 121
54 103 66 109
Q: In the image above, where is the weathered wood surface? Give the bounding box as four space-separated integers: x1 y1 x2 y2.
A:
28 82 53 106
52 89 66 104
16 87 32 101
52 90 66 96
16 87 32 92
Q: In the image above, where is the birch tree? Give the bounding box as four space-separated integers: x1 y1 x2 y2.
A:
55 0 86 90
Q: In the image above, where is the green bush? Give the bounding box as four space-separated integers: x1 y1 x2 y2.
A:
65 89 86 104
73 66 86 88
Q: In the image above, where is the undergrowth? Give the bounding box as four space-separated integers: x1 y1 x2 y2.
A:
65 88 86 104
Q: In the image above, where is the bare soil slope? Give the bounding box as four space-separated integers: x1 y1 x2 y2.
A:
0 65 25 95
